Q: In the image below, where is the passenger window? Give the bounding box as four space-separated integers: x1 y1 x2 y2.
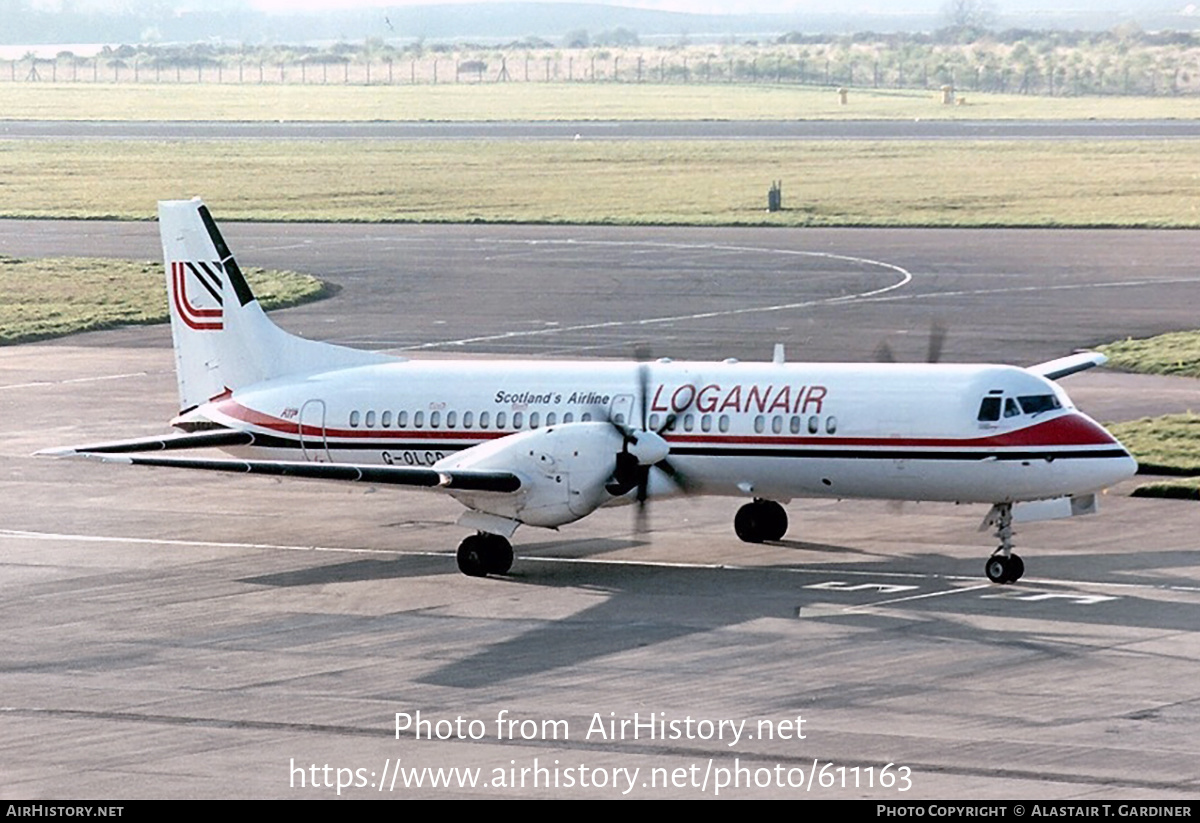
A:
463 411 473 429
546 412 557 426
430 411 441 428
349 410 361 428
790 415 801 434
649 413 661 430
754 415 765 434
446 411 457 429
684 414 694 432
701 414 712 433
496 412 507 429
479 411 490 429
365 410 376 428
398 410 408 428
581 413 592 422
977 397 1001 422
513 412 524 429
772 415 783 434
719 415 730 433
414 411 425 428
529 412 539 429
563 413 574 424
826 416 838 434
808 415 819 434
381 410 392 428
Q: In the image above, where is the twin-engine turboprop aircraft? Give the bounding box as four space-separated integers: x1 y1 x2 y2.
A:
42 199 1138 582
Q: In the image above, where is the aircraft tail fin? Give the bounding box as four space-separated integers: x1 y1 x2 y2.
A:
159 198 392 413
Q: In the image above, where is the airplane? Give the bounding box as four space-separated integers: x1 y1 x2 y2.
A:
41 198 1139 583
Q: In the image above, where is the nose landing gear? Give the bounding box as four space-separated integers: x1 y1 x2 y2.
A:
982 502 1024 584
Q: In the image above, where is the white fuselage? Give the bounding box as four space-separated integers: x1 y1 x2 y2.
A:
186 358 1136 507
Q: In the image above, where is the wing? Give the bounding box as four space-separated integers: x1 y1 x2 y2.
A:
60 451 522 493
1027 351 1107 381
37 429 257 457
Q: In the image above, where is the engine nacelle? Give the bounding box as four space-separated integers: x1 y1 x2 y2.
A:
433 422 628 528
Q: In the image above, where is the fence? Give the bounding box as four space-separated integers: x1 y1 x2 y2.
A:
5 51 1198 96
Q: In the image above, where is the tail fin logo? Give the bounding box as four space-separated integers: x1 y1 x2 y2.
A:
171 260 225 331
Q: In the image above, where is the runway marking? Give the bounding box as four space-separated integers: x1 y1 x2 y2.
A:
980 591 1119 604
403 241 913 350
4 528 1198 595
840 583 993 610
0 371 150 391
863 275 1200 307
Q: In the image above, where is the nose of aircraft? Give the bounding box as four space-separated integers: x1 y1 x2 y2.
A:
1079 413 1138 489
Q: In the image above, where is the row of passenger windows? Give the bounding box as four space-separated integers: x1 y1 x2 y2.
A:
347 408 838 435
349 409 594 430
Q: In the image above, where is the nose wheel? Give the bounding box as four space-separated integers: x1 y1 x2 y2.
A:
982 502 1024 584
985 551 1024 584
457 532 514 577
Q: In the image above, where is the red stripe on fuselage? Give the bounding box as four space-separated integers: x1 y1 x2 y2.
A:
208 400 1118 450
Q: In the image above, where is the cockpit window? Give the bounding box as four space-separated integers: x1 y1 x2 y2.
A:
1004 398 1021 418
1018 394 1062 416
977 397 1001 422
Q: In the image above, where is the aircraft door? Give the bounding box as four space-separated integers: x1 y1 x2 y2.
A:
299 399 331 463
609 394 635 427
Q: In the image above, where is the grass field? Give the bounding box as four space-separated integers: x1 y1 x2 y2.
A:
2 138 1199 227
0 256 326 344
3 82 1200 122
1099 331 1200 379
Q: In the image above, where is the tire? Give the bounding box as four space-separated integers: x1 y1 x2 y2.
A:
457 535 490 577
985 555 1009 584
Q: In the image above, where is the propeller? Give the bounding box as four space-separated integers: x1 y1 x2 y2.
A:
598 350 695 532
874 320 949 364
874 321 948 516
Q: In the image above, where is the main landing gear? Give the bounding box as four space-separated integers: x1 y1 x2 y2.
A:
983 502 1025 584
456 532 514 577
734 498 789 543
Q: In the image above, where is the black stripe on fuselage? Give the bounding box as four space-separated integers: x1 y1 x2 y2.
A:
234 433 1128 463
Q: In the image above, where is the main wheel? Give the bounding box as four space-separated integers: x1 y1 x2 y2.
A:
457 534 491 577
483 534 514 575
734 500 788 543
759 500 788 541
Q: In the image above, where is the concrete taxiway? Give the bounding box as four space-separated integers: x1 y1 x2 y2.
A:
4 119 1200 142
1 222 1199 798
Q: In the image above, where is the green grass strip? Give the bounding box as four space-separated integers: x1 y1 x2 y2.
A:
1107 413 1200 475
1098 331 1200 379
0 256 326 345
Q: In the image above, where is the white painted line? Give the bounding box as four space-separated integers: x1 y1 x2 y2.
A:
4 528 1198 595
0 371 152 391
404 241 913 350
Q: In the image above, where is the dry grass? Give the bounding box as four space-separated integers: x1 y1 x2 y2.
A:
2 139 1199 227
3 82 1200 122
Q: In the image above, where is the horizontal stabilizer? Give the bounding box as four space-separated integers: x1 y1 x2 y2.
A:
67 453 523 493
1027 351 1107 381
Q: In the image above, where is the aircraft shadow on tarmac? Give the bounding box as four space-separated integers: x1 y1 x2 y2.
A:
238 538 1200 689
